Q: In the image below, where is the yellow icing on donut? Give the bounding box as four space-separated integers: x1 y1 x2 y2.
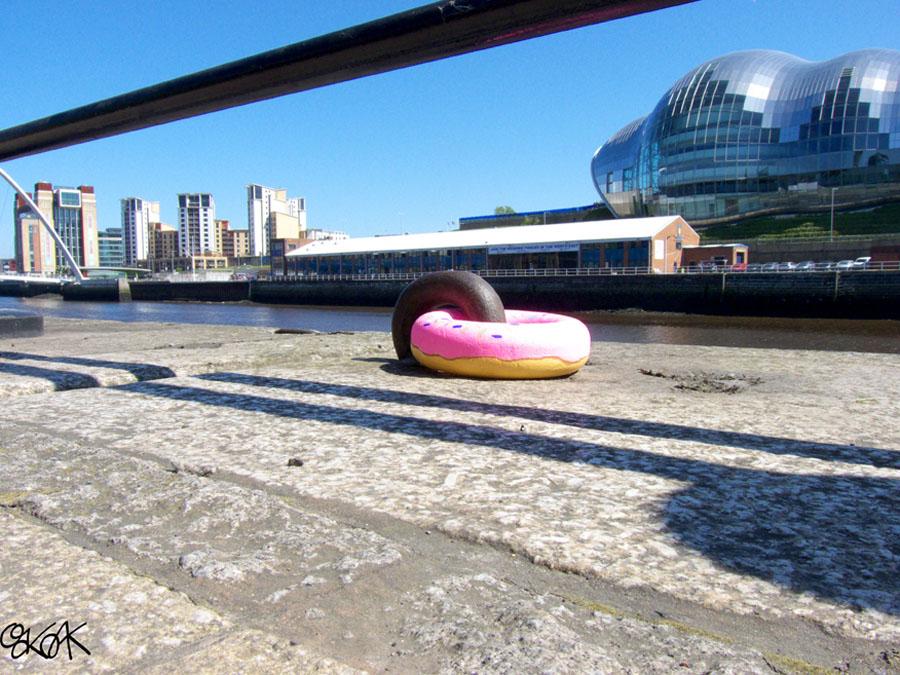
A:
411 345 588 379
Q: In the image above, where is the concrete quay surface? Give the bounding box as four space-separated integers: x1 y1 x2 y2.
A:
0 317 897 673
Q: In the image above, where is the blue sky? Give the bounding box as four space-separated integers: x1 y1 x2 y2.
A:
1 0 897 258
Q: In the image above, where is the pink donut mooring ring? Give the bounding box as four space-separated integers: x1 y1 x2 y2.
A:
410 308 591 379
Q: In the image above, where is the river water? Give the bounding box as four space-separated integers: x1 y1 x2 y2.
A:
2 295 898 354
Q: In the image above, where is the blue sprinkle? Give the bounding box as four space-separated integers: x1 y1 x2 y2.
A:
452 324 463 328
422 322 431 327
491 334 503 339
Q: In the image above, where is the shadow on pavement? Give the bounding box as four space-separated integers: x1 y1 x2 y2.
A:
0 351 176 380
0 361 101 391
120 375 899 617
199 372 899 469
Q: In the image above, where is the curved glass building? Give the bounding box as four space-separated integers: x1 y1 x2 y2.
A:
591 49 900 224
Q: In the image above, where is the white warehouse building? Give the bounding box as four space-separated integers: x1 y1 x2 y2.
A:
283 216 699 276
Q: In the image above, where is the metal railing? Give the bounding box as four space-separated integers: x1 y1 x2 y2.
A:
264 262 900 282
8 262 897 285
479 266 653 277
267 266 655 282
683 261 900 273
0 0 692 162
0 271 70 279
0 273 67 283
156 271 235 283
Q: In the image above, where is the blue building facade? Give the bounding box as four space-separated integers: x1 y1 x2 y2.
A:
98 227 125 268
591 49 900 224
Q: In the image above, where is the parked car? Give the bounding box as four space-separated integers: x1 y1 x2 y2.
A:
744 263 763 273
835 259 855 270
795 260 816 271
852 256 872 269
777 261 797 271
816 261 835 270
761 262 779 272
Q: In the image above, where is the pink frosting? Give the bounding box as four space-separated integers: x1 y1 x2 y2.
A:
411 309 590 363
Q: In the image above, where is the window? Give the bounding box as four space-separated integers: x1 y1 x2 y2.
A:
580 244 601 267
603 242 625 268
57 190 81 208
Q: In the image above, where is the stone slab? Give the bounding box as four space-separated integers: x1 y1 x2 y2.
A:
0 511 353 672
0 317 897 672
0 317 386 397
0 309 43 338
0 427 848 673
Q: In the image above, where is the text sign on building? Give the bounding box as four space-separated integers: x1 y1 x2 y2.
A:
488 242 580 255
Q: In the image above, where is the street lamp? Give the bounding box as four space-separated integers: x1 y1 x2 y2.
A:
830 187 837 242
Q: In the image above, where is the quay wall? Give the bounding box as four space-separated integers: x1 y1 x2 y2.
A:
62 279 133 302
250 272 900 319
130 280 250 303
250 279 403 307
6 274 900 319
0 278 63 297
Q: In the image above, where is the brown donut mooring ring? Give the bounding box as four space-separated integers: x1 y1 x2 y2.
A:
391 271 506 359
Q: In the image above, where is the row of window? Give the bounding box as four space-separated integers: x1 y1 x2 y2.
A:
658 126 782 152
658 106 765 135
607 143 892 199
657 133 886 168
658 100 875 141
53 209 84 264
285 241 653 275
178 195 213 207
655 166 896 198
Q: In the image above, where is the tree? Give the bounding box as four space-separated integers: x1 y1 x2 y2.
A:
494 206 516 215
